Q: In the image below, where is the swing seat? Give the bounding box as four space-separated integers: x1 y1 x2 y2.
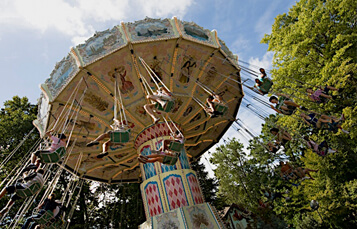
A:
155 100 175 113
16 182 42 199
167 141 184 152
260 78 273 93
48 219 64 229
39 147 66 164
213 102 228 115
163 154 179 166
34 210 54 225
110 129 131 143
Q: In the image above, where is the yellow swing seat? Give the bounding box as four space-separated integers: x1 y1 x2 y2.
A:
110 129 131 143
39 147 66 164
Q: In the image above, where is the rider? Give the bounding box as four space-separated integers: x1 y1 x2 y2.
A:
144 86 174 124
253 68 273 95
0 168 45 216
270 128 292 146
138 131 184 166
269 93 308 115
21 193 62 229
86 119 125 158
304 136 337 156
300 113 349 134
25 130 66 171
306 86 342 103
204 94 224 118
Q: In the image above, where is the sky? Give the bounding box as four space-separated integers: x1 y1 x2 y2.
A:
0 0 296 176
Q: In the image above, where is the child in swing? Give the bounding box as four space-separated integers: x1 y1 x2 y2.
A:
269 93 308 115
138 131 184 166
306 86 343 103
270 128 292 146
0 168 45 217
87 119 125 159
204 94 224 118
303 136 337 156
157 130 184 153
144 86 174 124
253 68 273 95
24 130 66 171
300 112 349 134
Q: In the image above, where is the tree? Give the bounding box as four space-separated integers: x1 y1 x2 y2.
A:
0 96 39 221
209 0 357 227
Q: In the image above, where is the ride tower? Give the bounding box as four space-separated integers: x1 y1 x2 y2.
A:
34 17 243 228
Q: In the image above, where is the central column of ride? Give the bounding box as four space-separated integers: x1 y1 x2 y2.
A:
135 122 224 228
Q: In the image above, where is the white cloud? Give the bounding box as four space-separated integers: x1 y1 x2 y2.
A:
254 1 282 37
0 0 194 44
231 36 250 54
249 51 273 71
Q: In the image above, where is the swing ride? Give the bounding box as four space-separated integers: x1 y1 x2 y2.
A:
0 17 241 228
0 14 350 228
33 17 243 184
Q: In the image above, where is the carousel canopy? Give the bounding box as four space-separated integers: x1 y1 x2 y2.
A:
34 17 243 184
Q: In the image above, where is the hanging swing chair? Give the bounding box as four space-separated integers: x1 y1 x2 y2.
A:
15 182 42 199
110 73 131 144
162 153 179 166
39 147 66 164
162 117 185 153
212 101 229 115
256 78 273 94
33 209 64 229
110 128 131 143
33 210 55 225
167 141 184 152
154 100 175 113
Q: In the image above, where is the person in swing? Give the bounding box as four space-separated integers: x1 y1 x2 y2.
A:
138 150 181 166
24 130 66 171
300 112 349 134
269 93 308 115
86 119 125 158
204 94 224 118
306 86 343 103
279 161 318 181
0 168 45 217
303 136 337 156
253 68 273 95
21 193 62 229
144 86 174 124
157 130 185 153
267 142 280 153
138 131 184 166
270 128 292 146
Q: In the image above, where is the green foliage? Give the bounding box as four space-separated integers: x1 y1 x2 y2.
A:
69 182 145 229
211 0 357 228
0 96 39 221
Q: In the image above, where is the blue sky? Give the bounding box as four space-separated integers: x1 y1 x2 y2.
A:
0 0 296 175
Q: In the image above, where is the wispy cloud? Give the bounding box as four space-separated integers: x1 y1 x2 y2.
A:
249 51 274 71
0 0 194 44
254 0 283 37
231 36 251 54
